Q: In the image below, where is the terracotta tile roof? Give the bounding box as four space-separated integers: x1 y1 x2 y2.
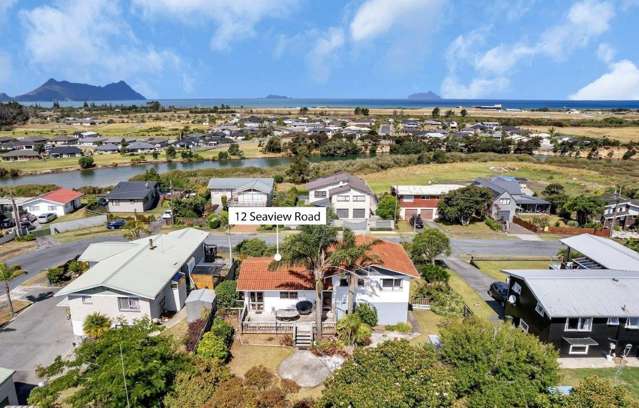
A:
39 188 83 204
236 237 418 291
399 198 439 208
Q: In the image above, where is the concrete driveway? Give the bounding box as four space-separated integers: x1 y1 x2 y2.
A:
0 287 75 399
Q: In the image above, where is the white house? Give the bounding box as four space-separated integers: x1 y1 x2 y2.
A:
23 188 83 217
236 237 419 331
207 177 274 208
55 228 210 336
106 181 159 213
306 172 377 221
392 184 464 221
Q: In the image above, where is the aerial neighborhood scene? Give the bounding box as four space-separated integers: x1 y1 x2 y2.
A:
2 1 639 407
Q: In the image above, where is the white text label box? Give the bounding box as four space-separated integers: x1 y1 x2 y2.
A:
229 207 327 225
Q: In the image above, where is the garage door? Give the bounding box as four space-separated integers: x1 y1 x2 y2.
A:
421 208 434 220
404 209 417 220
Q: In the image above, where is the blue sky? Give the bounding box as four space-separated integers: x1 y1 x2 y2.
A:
1 0 638 99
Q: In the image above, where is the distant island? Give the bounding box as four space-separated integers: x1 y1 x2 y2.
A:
407 91 441 100
0 92 10 102
14 79 146 102
264 94 289 99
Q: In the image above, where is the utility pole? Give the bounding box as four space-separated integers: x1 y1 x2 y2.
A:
10 193 21 238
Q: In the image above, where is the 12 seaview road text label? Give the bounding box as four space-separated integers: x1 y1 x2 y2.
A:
229 207 327 225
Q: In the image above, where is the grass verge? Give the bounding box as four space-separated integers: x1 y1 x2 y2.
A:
0 299 31 326
559 367 639 399
447 269 498 321
473 260 552 281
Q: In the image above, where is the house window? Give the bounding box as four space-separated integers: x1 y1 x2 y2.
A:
403 195 414 202
519 319 529 333
511 282 522 295
81 296 92 304
382 278 402 291
117 297 140 312
608 317 620 326
626 317 639 329
565 317 593 332
314 191 327 198
499 198 511 205
534 303 545 317
339 278 348 287
48 205 56 211
279 291 298 299
353 195 366 202
357 278 365 286
336 195 350 202
336 209 349 219
569 345 589 355
352 209 366 219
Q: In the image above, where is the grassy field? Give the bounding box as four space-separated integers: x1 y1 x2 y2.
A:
0 240 37 262
0 299 31 326
436 221 511 240
53 225 122 243
560 367 639 399
447 269 498 321
410 310 446 344
361 160 623 196
526 126 639 143
474 260 553 281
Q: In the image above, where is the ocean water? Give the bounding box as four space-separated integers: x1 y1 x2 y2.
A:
21 98 639 110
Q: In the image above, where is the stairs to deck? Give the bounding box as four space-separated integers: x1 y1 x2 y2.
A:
294 324 314 349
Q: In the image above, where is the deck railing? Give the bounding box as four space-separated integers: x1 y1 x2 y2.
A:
241 319 336 335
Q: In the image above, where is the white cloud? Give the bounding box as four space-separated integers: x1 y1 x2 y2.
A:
570 60 639 100
132 0 298 51
350 0 444 42
441 0 616 98
20 0 185 94
306 27 345 82
597 43 615 63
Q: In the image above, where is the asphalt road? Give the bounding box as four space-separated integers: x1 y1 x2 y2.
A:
7 236 126 289
450 238 561 257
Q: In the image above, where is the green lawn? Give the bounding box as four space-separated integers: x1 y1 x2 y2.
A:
436 221 512 240
447 269 499 321
560 367 639 399
474 260 552 282
410 310 446 344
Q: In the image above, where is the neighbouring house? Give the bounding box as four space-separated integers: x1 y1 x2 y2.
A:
392 184 464 221
50 135 78 146
0 149 40 161
0 367 18 406
552 233 639 271
22 188 83 217
56 228 212 336
602 195 639 231
503 269 639 358
106 181 159 213
207 177 274 208
126 141 156 153
48 146 83 158
306 172 377 221
236 237 419 337
473 176 550 224
95 143 120 154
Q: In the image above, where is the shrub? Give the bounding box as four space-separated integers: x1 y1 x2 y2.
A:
82 313 111 339
354 323 372 346
184 318 206 352
235 238 274 257
280 379 301 394
244 365 276 390
16 233 35 241
197 332 229 362
279 334 294 347
273 174 284 183
210 318 234 347
47 267 66 285
337 314 372 346
354 303 378 327
78 156 95 169
207 214 221 229
385 322 412 333
419 264 450 283
215 280 238 309
310 338 347 357
484 217 501 231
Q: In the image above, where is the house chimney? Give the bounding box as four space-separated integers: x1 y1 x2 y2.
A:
149 238 156 249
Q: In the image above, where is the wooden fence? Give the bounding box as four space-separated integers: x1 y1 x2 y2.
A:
513 216 609 237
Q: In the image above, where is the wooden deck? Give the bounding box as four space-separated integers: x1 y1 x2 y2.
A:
239 306 337 334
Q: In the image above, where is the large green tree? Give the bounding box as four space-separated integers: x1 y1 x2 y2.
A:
542 183 568 214
375 193 397 220
319 340 456 407
437 185 492 225
29 319 187 407
563 195 605 226
565 376 639 407
439 318 559 407
409 227 451 264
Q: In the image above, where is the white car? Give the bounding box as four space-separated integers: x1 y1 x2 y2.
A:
37 213 57 223
161 209 173 220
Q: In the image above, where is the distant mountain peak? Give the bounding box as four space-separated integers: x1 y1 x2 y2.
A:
407 91 441 100
265 94 289 99
0 92 11 102
15 79 146 102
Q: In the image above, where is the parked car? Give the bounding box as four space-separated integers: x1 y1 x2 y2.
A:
409 214 424 229
20 221 35 231
37 213 57 224
107 219 126 230
488 281 509 303
21 213 37 223
161 209 173 220
0 219 15 229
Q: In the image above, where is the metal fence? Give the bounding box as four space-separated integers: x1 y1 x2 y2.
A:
50 215 108 234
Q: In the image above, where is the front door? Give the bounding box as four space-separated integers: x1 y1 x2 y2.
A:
322 290 333 311
249 292 264 312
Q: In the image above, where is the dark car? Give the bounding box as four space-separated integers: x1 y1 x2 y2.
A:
107 219 126 230
409 214 424 229
0 219 15 229
488 282 509 303
20 221 35 231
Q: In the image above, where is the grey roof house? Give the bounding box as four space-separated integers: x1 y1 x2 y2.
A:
208 177 274 208
56 228 210 336
106 181 159 213
48 146 83 158
474 176 550 224
554 233 639 271
305 172 377 222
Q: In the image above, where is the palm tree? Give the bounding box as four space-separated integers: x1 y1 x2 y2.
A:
123 219 149 240
0 262 23 319
83 312 112 339
329 229 380 314
274 224 338 338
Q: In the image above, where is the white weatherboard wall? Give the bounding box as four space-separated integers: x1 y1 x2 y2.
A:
242 290 316 313
0 373 18 406
24 198 80 217
107 200 145 213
